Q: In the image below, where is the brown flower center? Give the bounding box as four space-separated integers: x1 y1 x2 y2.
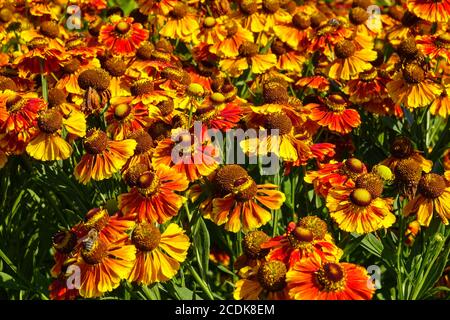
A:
29 37 48 49
234 177 258 201
84 129 108 154
128 130 153 154
264 112 293 135
390 136 413 158
62 58 81 75
394 158 422 197
403 64 425 84
161 67 191 85
137 171 160 195
349 7 369 25
356 173 384 198
170 3 188 19
136 43 154 60
82 239 108 265
316 262 346 291
113 103 131 120
214 165 249 194
157 98 174 116
257 261 286 291
350 188 372 207
326 94 348 112
263 80 289 104
418 173 446 199
203 16 216 28
132 222 161 252
298 216 328 240
240 0 258 15
131 79 154 96
0 76 17 91
78 68 111 91
38 109 63 134
242 230 270 259
225 21 238 37
288 227 314 249
397 38 418 59
263 0 280 13
239 41 259 57
84 208 110 231
0 7 13 23
335 40 356 59
104 57 127 77
40 21 60 39
210 92 226 104
343 158 365 177
292 13 311 30
124 163 149 187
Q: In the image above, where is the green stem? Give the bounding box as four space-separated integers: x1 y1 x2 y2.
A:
395 196 404 300
39 59 48 102
188 264 214 300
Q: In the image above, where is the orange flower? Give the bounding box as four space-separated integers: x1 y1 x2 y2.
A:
75 236 136 298
118 164 189 223
210 19 254 58
262 218 342 268
152 127 219 182
387 63 443 109
286 254 375 300
305 158 367 197
159 3 199 43
99 16 149 56
234 260 289 300
306 94 361 134
128 223 190 285
430 77 450 118
273 12 312 50
404 172 450 226
417 32 450 61
326 181 395 234
344 67 389 104
329 39 377 80
74 129 137 184
407 0 450 23
106 97 151 140
209 165 285 232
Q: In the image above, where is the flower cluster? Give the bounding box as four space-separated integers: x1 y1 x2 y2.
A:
0 0 449 301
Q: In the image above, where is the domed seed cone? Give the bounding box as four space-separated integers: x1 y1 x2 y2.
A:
210 92 226 104
403 63 425 84
132 222 161 251
61 58 81 75
48 88 67 108
335 40 356 59
271 39 287 56
128 130 153 154
113 103 131 120
78 68 111 91
257 261 286 291
148 120 172 141
240 0 258 15
136 43 154 60
292 13 311 29
40 21 60 39
390 136 414 159
262 0 280 13
37 109 63 134
352 0 371 9
0 76 17 91
131 79 154 96
239 41 259 57
187 83 205 97
103 57 127 77
242 230 270 259
263 80 289 104
418 173 446 199
81 239 108 264
298 216 328 240
397 38 418 60
84 129 108 154
349 7 369 25
356 173 384 198
394 158 422 199
234 177 258 201
316 262 346 291
170 3 188 19
124 163 149 187
310 13 326 28
349 188 372 207
343 158 365 179
263 113 293 135
214 165 248 194
157 98 174 116
161 67 191 85
0 7 13 23
203 16 216 28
